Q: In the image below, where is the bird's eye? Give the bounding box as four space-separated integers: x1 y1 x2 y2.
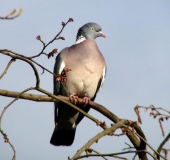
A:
91 27 94 31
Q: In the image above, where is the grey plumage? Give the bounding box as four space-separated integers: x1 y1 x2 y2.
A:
50 22 106 146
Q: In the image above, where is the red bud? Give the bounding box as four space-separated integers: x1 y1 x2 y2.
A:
61 22 65 26
69 18 74 22
36 35 41 40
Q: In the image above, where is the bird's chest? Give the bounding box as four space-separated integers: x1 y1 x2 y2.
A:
61 42 105 98
64 61 102 98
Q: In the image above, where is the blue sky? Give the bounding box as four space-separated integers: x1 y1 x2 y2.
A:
0 1 170 159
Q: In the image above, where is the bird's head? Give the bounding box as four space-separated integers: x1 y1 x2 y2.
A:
76 22 106 41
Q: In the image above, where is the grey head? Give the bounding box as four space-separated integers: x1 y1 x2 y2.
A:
76 22 106 41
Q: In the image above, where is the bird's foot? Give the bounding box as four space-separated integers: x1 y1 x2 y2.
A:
83 97 91 106
69 95 79 105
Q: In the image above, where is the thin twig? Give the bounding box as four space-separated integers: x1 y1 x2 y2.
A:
157 132 170 160
139 105 170 114
9 141 16 160
159 118 165 136
0 87 35 127
71 120 125 160
112 155 128 160
0 58 15 79
0 87 35 160
85 148 108 160
130 127 167 160
75 150 157 160
123 142 135 150
135 105 170 139
0 8 22 20
29 18 73 59
0 49 58 77
0 50 40 87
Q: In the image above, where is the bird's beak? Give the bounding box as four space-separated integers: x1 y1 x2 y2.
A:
99 31 106 38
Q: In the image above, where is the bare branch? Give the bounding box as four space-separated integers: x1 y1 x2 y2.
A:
0 88 35 127
0 50 40 87
0 8 22 20
123 142 135 150
0 38 147 159
74 150 157 160
131 128 167 160
0 49 58 77
134 105 142 124
159 118 165 136
0 87 35 160
0 89 55 102
85 148 108 160
37 87 105 128
29 18 74 59
0 88 147 159
157 132 170 160
0 58 15 79
71 120 126 160
135 105 170 137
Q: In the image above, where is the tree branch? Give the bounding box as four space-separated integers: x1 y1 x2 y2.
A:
0 49 59 78
0 58 15 79
73 150 157 160
0 88 148 159
124 125 166 160
0 87 35 160
0 39 148 159
157 132 170 160
71 120 126 160
85 148 108 160
0 51 40 87
0 8 22 20
29 18 73 59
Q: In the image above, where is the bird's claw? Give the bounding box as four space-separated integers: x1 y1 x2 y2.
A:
83 97 91 106
69 95 79 105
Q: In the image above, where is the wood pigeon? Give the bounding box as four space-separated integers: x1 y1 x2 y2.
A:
50 22 106 146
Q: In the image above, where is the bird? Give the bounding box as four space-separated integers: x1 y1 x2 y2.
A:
50 22 106 146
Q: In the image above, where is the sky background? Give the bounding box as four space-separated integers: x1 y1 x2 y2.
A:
0 1 170 159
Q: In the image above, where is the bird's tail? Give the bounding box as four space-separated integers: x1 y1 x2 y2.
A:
50 126 76 146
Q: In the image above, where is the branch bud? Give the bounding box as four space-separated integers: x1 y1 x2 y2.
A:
7 8 17 17
59 36 65 40
36 35 41 40
61 21 66 26
69 18 74 22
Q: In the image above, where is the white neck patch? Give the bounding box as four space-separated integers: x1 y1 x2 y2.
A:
75 35 86 44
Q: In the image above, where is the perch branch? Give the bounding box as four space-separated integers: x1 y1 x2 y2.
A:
0 88 147 159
